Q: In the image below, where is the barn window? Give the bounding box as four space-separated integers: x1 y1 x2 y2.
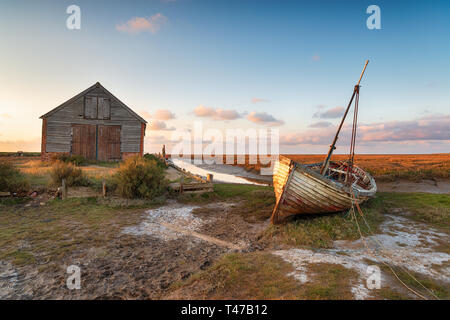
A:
98 97 111 119
84 96 111 119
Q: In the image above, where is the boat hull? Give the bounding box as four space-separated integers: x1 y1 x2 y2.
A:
271 156 376 223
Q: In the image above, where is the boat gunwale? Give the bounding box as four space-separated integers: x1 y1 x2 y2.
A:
278 155 377 198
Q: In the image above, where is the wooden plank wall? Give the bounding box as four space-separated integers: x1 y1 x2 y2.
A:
45 87 142 154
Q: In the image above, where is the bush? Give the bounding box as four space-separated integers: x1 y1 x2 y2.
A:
143 153 167 169
0 161 30 192
114 156 168 199
51 154 87 166
50 161 90 187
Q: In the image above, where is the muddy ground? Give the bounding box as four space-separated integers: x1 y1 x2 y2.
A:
0 180 449 300
0 199 267 299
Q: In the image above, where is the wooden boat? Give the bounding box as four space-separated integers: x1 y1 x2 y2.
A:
271 156 377 223
271 61 377 223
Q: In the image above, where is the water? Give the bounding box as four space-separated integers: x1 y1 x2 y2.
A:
171 159 266 185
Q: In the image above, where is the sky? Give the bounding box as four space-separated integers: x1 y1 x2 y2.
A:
0 0 449 154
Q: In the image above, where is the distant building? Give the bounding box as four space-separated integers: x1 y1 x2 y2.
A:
40 82 147 161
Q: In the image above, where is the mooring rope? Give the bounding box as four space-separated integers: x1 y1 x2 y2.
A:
348 191 439 300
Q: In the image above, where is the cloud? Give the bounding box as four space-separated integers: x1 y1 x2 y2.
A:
309 121 333 128
0 113 12 119
313 106 345 119
312 55 320 61
358 114 450 142
153 109 175 120
280 114 450 146
246 111 284 126
116 13 167 34
148 120 175 131
193 105 242 121
251 98 269 104
140 109 175 120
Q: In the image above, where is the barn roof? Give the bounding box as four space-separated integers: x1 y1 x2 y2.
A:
39 82 147 123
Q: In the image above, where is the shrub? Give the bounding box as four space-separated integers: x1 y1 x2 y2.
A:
0 161 30 192
143 153 167 169
50 161 90 186
51 154 87 166
114 156 168 199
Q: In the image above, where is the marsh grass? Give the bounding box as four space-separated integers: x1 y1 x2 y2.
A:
168 252 357 300
264 195 386 248
0 197 154 268
376 192 450 229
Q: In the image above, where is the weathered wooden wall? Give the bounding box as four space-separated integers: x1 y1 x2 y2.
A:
43 85 144 157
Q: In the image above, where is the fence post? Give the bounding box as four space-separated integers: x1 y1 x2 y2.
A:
61 179 67 200
102 179 107 198
180 176 184 194
207 173 213 183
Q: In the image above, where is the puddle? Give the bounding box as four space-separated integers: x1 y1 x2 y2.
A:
273 214 450 299
172 159 267 185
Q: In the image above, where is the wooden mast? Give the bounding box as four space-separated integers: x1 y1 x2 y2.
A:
320 60 369 175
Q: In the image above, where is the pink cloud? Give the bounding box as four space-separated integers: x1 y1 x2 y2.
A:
147 120 175 131
251 97 269 103
193 105 241 120
281 114 450 147
140 109 175 120
116 14 167 34
246 111 284 126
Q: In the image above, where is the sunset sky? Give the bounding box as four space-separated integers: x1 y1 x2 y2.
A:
0 0 449 154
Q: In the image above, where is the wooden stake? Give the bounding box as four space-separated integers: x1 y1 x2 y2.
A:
61 179 67 200
102 179 107 198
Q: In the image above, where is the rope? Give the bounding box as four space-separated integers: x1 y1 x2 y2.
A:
353 197 440 300
348 191 438 300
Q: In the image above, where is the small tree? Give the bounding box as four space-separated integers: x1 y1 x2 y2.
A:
114 156 168 199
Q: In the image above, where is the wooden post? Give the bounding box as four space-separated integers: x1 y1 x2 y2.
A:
180 176 184 194
102 179 107 198
61 179 67 200
206 173 213 183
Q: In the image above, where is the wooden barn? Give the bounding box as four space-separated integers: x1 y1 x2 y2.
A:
40 82 147 161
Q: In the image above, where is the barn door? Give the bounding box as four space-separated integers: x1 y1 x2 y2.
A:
71 124 96 160
97 125 121 161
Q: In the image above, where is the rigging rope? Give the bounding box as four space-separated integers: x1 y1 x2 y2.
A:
349 191 440 300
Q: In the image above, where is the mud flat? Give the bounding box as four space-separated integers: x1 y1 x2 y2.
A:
377 179 450 194
273 214 450 299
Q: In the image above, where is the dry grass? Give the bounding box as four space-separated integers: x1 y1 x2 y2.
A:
285 154 450 181
167 252 357 300
0 156 117 187
168 154 450 181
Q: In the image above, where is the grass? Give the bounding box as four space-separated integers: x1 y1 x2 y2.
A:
167 252 357 300
227 154 450 181
374 262 449 300
0 197 157 268
179 183 276 222
264 195 387 248
179 183 274 203
375 192 450 229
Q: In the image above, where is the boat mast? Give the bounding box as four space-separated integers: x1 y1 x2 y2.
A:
320 60 369 175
